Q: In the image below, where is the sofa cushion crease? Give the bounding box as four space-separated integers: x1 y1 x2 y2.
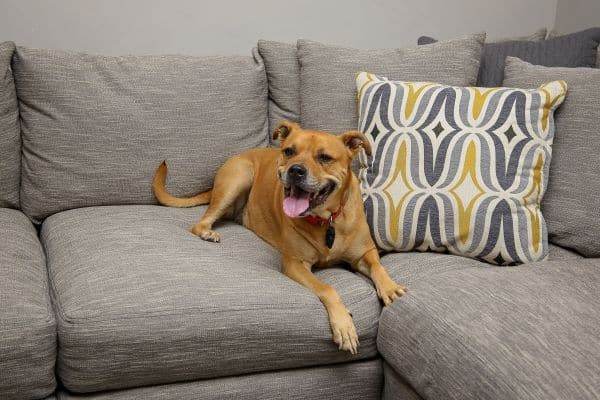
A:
378 242 578 290
382 362 424 400
0 41 21 209
257 40 300 139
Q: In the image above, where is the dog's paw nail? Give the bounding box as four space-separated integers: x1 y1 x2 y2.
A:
199 230 221 243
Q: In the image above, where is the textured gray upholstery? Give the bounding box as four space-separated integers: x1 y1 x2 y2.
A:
12 46 268 221
256 32 545 139
56 360 382 399
298 35 484 133
378 259 600 400
0 209 56 399
503 57 600 257
42 205 381 393
547 29 600 67
419 28 600 86
257 40 300 139
0 41 20 209
379 243 580 288
382 362 423 400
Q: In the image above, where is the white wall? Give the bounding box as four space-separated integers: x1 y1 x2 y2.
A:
554 0 600 34
0 0 558 56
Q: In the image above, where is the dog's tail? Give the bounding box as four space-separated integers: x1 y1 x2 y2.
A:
152 161 212 207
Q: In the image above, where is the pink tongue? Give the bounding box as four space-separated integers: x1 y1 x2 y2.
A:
283 194 310 218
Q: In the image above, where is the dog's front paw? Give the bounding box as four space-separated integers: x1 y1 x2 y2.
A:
190 226 221 243
376 279 407 306
329 307 359 355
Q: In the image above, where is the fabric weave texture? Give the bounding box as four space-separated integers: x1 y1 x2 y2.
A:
419 28 600 86
56 360 383 400
298 35 484 133
12 46 269 222
0 41 20 209
41 205 381 393
0 209 56 399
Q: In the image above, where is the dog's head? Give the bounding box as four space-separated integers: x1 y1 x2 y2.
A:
273 120 371 218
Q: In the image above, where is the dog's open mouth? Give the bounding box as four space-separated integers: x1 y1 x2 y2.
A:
283 182 336 218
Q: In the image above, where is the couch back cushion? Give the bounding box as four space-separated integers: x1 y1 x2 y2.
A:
487 27 547 43
12 47 267 221
0 41 20 209
298 35 484 133
257 40 299 140
503 57 600 257
547 29 600 67
419 28 600 87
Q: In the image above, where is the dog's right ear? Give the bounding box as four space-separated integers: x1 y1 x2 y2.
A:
273 120 300 142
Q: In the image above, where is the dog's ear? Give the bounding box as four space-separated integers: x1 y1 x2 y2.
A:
340 130 372 157
273 120 300 142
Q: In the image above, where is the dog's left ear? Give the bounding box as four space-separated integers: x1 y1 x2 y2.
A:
340 131 372 157
273 120 300 142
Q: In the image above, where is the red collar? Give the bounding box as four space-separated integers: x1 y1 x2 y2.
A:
304 207 342 226
300 186 350 226
303 206 343 226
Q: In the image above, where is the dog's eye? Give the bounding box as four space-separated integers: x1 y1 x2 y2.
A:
317 153 333 164
283 147 295 157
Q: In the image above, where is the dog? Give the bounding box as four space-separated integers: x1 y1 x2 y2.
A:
152 121 406 354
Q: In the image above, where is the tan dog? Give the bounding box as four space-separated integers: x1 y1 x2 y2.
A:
153 121 406 354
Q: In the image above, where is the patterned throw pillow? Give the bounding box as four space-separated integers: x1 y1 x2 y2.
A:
356 72 567 265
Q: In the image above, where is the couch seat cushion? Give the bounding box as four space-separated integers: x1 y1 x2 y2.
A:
378 258 600 400
0 209 56 399
41 205 381 393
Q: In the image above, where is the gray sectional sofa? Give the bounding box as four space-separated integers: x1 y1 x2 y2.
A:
0 38 598 400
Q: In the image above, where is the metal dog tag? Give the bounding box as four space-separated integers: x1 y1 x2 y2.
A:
325 225 335 249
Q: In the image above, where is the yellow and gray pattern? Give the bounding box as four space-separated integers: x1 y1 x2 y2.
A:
503 57 600 257
356 72 566 265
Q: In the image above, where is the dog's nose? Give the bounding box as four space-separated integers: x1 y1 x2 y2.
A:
288 164 307 180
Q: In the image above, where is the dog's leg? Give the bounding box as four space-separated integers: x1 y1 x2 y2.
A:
353 248 406 306
282 256 359 354
190 156 253 242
